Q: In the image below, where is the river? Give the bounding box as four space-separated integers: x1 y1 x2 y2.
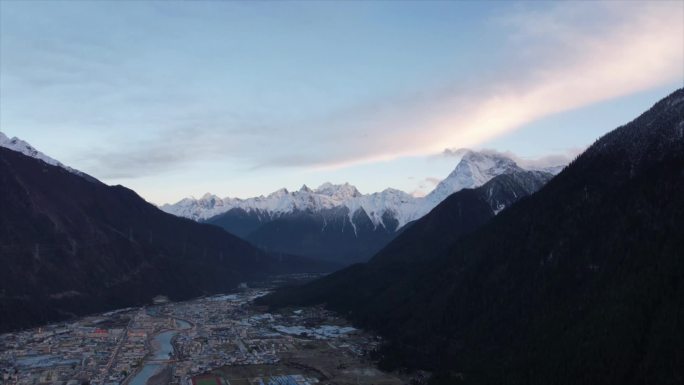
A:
127 317 191 385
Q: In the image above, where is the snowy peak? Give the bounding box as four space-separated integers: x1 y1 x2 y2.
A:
0 131 88 179
345 187 421 229
461 150 519 172
314 182 362 200
196 193 225 209
425 149 522 204
1 132 67 169
268 188 290 198
200 192 221 201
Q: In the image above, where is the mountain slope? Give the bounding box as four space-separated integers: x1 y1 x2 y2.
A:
244 206 402 264
260 89 684 384
0 132 96 181
0 145 326 332
260 169 552 310
204 187 417 263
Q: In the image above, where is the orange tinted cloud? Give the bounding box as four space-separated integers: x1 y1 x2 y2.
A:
298 1 683 169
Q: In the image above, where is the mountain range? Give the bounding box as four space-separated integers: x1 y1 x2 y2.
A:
163 151 558 263
0 130 559 333
259 88 684 384
2 87 682 384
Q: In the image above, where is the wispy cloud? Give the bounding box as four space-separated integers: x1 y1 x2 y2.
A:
252 2 684 167
443 147 583 169
251 1 683 169
4 1 682 180
77 124 260 179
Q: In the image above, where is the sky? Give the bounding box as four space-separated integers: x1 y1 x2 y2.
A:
0 1 682 204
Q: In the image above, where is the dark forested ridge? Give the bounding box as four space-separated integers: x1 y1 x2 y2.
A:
259 89 684 384
245 207 402 264
205 206 402 265
0 148 329 332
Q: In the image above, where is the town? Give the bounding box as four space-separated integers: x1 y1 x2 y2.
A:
0 289 406 385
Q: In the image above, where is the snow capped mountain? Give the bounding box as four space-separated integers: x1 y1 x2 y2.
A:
161 183 364 222
424 149 522 205
161 183 360 222
1 132 68 170
162 149 559 264
0 132 90 179
161 149 559 229
314 182 362 202
345 188 422 229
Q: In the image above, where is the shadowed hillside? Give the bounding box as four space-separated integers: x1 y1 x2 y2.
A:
0 148 329 332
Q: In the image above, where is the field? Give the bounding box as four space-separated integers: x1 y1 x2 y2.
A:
209 340 405 385
191 374 223 385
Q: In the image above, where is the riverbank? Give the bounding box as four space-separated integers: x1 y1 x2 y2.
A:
125 312 192 385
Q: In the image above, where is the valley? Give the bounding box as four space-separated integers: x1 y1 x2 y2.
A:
1 3 681 382
0 285 404 385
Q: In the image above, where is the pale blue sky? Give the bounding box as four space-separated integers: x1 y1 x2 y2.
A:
1 1 682 203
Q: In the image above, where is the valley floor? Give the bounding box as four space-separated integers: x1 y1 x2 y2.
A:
0 288 406 385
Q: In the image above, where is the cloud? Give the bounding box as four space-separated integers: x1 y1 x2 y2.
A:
410 176 443 198
5 1 681 179
442 148 471 159
443 147 584 169
424 177 442 186
511 151 582 170
77 125 250 179
264 1 683 168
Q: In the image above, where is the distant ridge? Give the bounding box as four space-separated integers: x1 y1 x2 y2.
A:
162 149 557 228
164 150 557 263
